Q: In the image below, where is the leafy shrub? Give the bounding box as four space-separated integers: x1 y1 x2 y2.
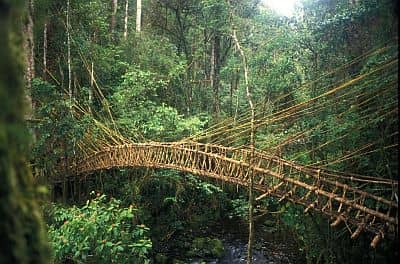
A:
228 197 249 220
46 193 152 263
31 78 94 174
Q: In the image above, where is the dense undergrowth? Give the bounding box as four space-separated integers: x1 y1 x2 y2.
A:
44 193 151 263
43 169 398 263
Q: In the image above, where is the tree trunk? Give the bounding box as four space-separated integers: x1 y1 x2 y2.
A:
211 33 221 118
23 0 35 118
232 27 255 264
43 21 48 79
111 0 118 38
230 68 239 116
67 0 72 102
136 0 141 32
124 0 129 39
66 0 75 199
210 34 215 106
89 61 94 109
0 1 51 262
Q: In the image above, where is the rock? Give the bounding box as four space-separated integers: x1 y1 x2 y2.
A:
154 253 168 264
209 238 224 258
172 258 186 264
186 237 225 258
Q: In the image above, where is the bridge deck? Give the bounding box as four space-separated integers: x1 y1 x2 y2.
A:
63 142 398 247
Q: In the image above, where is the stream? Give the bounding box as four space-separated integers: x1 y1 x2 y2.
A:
175 218 305 264
190 237 297 264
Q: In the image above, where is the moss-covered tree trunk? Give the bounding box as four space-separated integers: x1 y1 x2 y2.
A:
0 1 50 263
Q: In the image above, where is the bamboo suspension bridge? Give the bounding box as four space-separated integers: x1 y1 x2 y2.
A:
52 44 398 248
67 142 398 248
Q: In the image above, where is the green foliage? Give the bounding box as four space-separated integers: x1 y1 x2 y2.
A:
26 0 398 262
139 171 228 229
122 33 188 109
228 197 249 220
281 205 329 262
112 67 207 140
90 170 231 261
123 34 187 82
280 203 399 264
31 79 94 172
46 193 152 263
186 237 225 258
200 0 230 31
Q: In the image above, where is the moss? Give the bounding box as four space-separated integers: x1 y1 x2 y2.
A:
154 253 169 264
186 237 225 259
0 1 51 263
209 238 224 258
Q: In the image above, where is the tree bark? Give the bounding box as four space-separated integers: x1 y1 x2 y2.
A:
230 68 239 116
23 0 35 118
211 33 221 118
124 0 129 39
89 61 94 110
67 0 72 102
43 21 48 79
111 0 118 36
232 27 255 264
0 1 51 262
210 34 215 104
65 0 74 201
136 0 141 32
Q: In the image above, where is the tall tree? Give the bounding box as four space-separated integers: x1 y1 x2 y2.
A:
23 0 35 117
210 33 221 117
136 0 141 32
42 20 47 79
67 0 72 102
124 0 129 39
232 20 255 264
0 1 51 263
111 0 118 37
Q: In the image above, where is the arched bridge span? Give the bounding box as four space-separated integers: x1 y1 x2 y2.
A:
67 142 398 247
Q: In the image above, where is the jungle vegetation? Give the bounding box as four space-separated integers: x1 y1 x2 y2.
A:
0 0 398 263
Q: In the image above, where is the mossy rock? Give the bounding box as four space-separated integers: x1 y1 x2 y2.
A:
186 237 224 258
154 253 169 264
263 219 275 227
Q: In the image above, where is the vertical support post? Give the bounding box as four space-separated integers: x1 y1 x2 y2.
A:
231 17 255 264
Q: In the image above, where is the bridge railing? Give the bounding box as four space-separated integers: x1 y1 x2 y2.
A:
67 142 398 246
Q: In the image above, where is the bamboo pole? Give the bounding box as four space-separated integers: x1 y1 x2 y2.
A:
231 25 256 264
